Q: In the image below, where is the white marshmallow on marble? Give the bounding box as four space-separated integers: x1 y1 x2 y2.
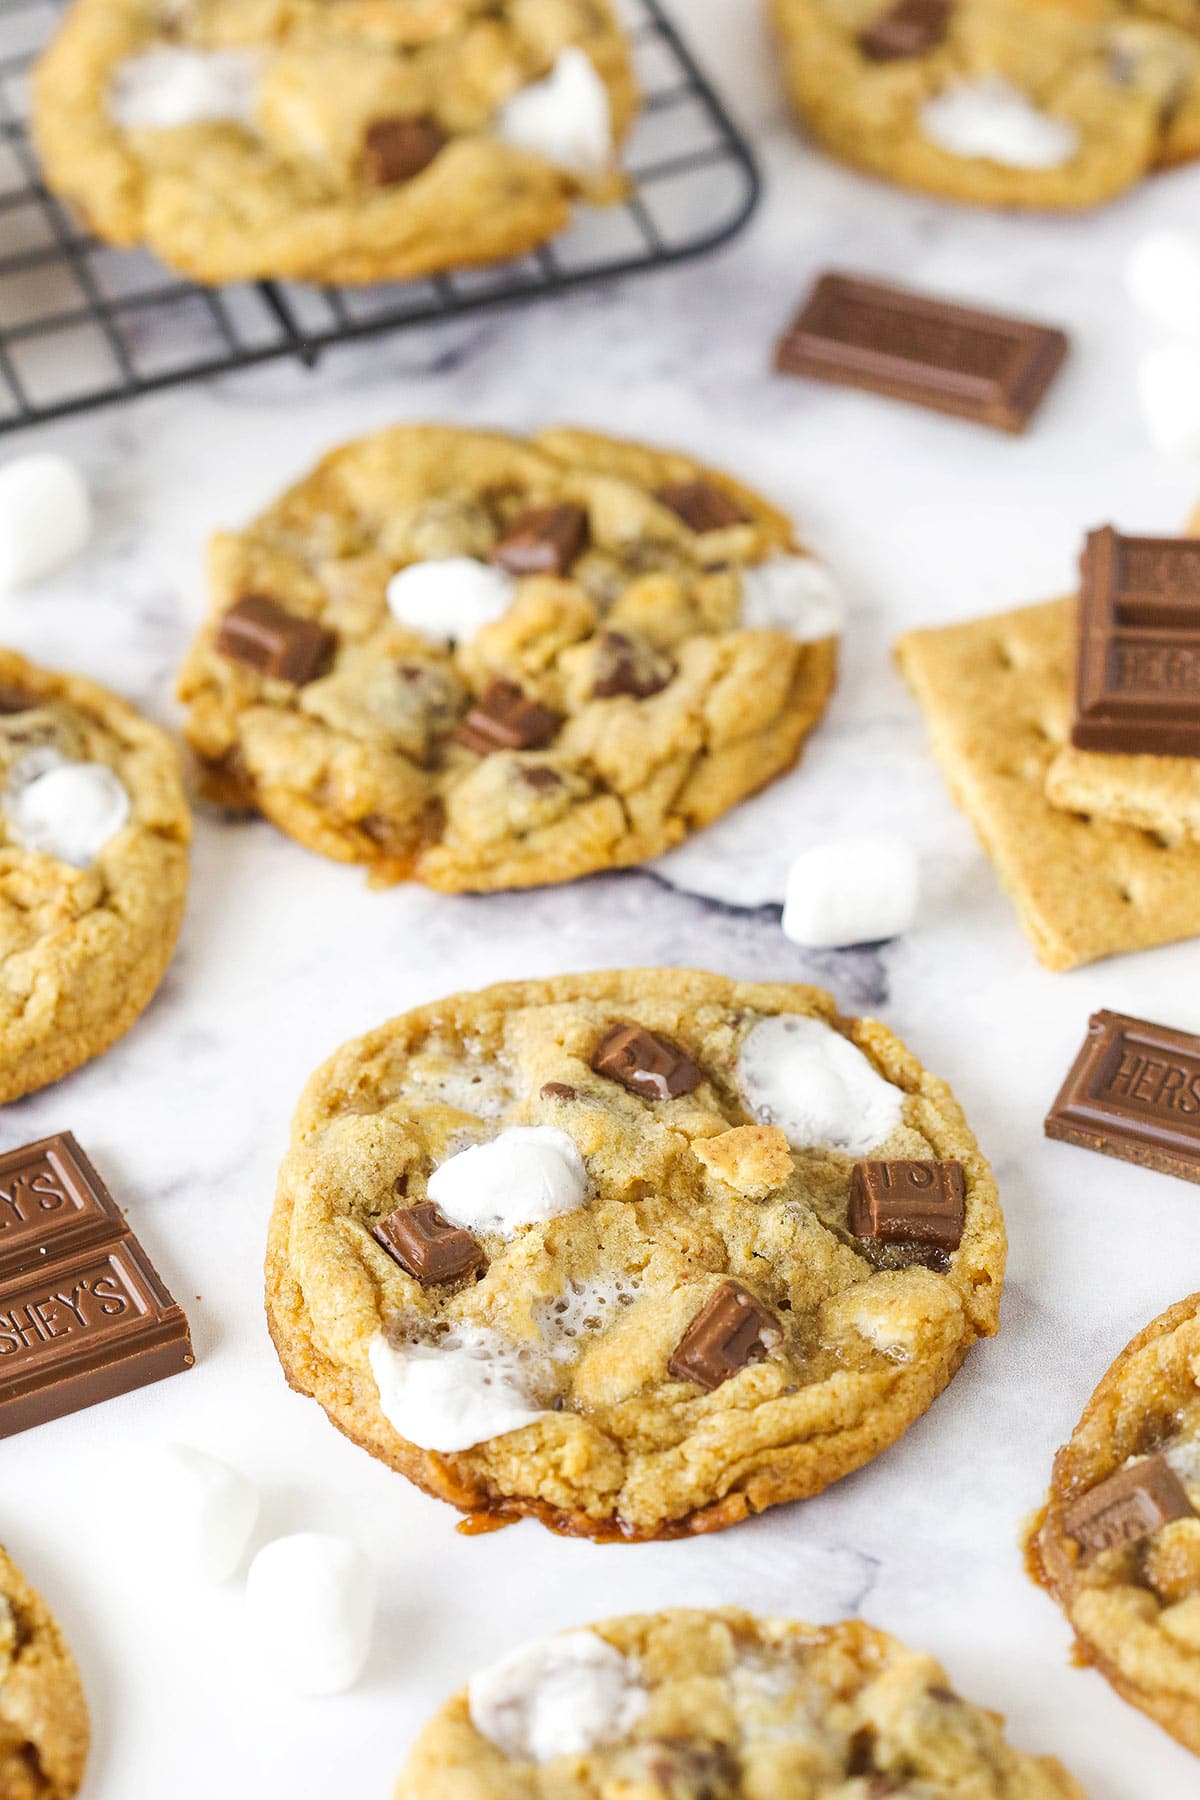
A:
0 455 92 593
497 47 612 176
739 556 845 642
139 1444 260 1582
369 1326 547 1454
245 1534 375 1697
737 1014 904 1158
919 77 1079 169
428 1127 587 1238
1125 229 1200 336
108 47 264 131
468 1630 646 1763
1139 343 1200 456
385 557 516 643
782 836 918 949
4 756 130 867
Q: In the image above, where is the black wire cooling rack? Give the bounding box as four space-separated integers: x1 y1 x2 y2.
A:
0 0 760 434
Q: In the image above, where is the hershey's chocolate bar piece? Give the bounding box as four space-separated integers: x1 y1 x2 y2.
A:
0 1134 193 1437
217 595 334 686
657 480 749 534
591 1025 702 1101
490 505 589 577
859 0 951 58
775 273 1068 434
849 1160 965 1252
363 115 447 185
1063 1456 1194 1562
1071 526 1200 756
591 631 673 701
1046 1010 1200 1184
668 1282 781 1391
373 1202 484 1286
454 680 563 755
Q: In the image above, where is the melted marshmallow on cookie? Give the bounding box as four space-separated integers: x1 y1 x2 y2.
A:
109 47 265 131
4 753 130 867
428 1127 587 1238
385 558 516 643
737 1015 904 1157
497 48 613 176
920 77 1079 169
739 556 845 642
368 1326 548 1454
468 1630 647 1763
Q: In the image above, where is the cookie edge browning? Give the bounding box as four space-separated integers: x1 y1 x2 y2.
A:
0 649 192 1106
0 1546 90 1800
264 970 1005 1542
1029 1291 1200 1755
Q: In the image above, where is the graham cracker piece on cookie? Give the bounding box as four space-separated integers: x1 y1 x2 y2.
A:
896 598 1200 970
692 1125 794 1198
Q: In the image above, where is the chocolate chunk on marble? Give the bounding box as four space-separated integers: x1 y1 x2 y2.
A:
217 595 334 685
363 116 447 185
1046 1009 1200 1184
656 480 749 534
454 681 563 754
373 1202 484 1286
591 1025 702 1100
859 0 951 59
1063 1456 1195 1562
668 1281 781 1391
849 1160 965 1252
490 504 589 577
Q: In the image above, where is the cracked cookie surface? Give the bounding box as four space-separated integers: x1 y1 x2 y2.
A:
0 650 190 1105
265 970 1005 1542
772 0 1200 210
177 425 839 893
0 1549 88 1800
34 0 637 285
396 1607 1084 1797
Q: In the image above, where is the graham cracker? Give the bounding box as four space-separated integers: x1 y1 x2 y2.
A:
896 598 1200 970
1045 746 1200 844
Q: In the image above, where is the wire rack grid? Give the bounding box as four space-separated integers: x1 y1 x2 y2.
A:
0 0 761 434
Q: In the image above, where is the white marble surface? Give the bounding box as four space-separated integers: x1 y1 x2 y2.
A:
5 4 1200 1795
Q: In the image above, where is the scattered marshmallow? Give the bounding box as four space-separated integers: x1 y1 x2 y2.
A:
4 754 130 866
1138 343 1200 456
245 1534 375 1697
428 1127 587 1238
737 1014 904 1158
920 77 1079 170
0 455 92 594
108 47 264 131
369 1326 547 1454
385 557 516 642
468 1630 646 1763
1125 229 1200 336
739 556 845 642
497 47 613 177
782 836 918 949
139 1444 260 1582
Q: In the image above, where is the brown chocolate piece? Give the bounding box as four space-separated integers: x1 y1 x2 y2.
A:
363 115 447 185
1071 526 1200 756
1063 1456 1194 1562
1046 1009 1200 1183
0 687 32 715
775 273 1068 434
656 480 749 534
490 504 589 577
591 631 673 701
540 1082 578 1102
0 1134 193 1437
668 1281 781 1391
373 1202 484 1286
216 595 334 686
520 765 564 794
454 680 563 754
849 1160 965 1252
591 1025 702 1101
859 0 951 59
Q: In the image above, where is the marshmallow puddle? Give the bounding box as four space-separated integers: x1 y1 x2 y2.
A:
427 1126 588 1238
3 752 131 867
468 1630 647 1763
737 1015 905 1158
739 556 846 642
109 47 265 132
368 1325 549 1454
497 47 613 176
920 77 1079 170
385 557 517 643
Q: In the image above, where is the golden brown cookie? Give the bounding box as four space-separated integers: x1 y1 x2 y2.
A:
265 970 1005 1542
33 0 637 285
0 1549 89 1800
772 0 1200 210
0 650 191 1104
178 425 840 893
1030 1293 1200 1757
396 1607 1084 1798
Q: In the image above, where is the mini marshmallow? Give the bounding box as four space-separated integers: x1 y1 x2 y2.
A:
4 757 130 866
0 455 92 593
427 1127 587 1238
369 1326 547 1454
1126 229 1200 336
739 556 845 642
920 77 1079 170
109 47 264 131
468 1630 646 1763
140 1444 260 1582
385 557 517 642
245 1534 375 1697
1139 343 1200 456
782 836 918 949
497 47 612 176
737 1014 904 1158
